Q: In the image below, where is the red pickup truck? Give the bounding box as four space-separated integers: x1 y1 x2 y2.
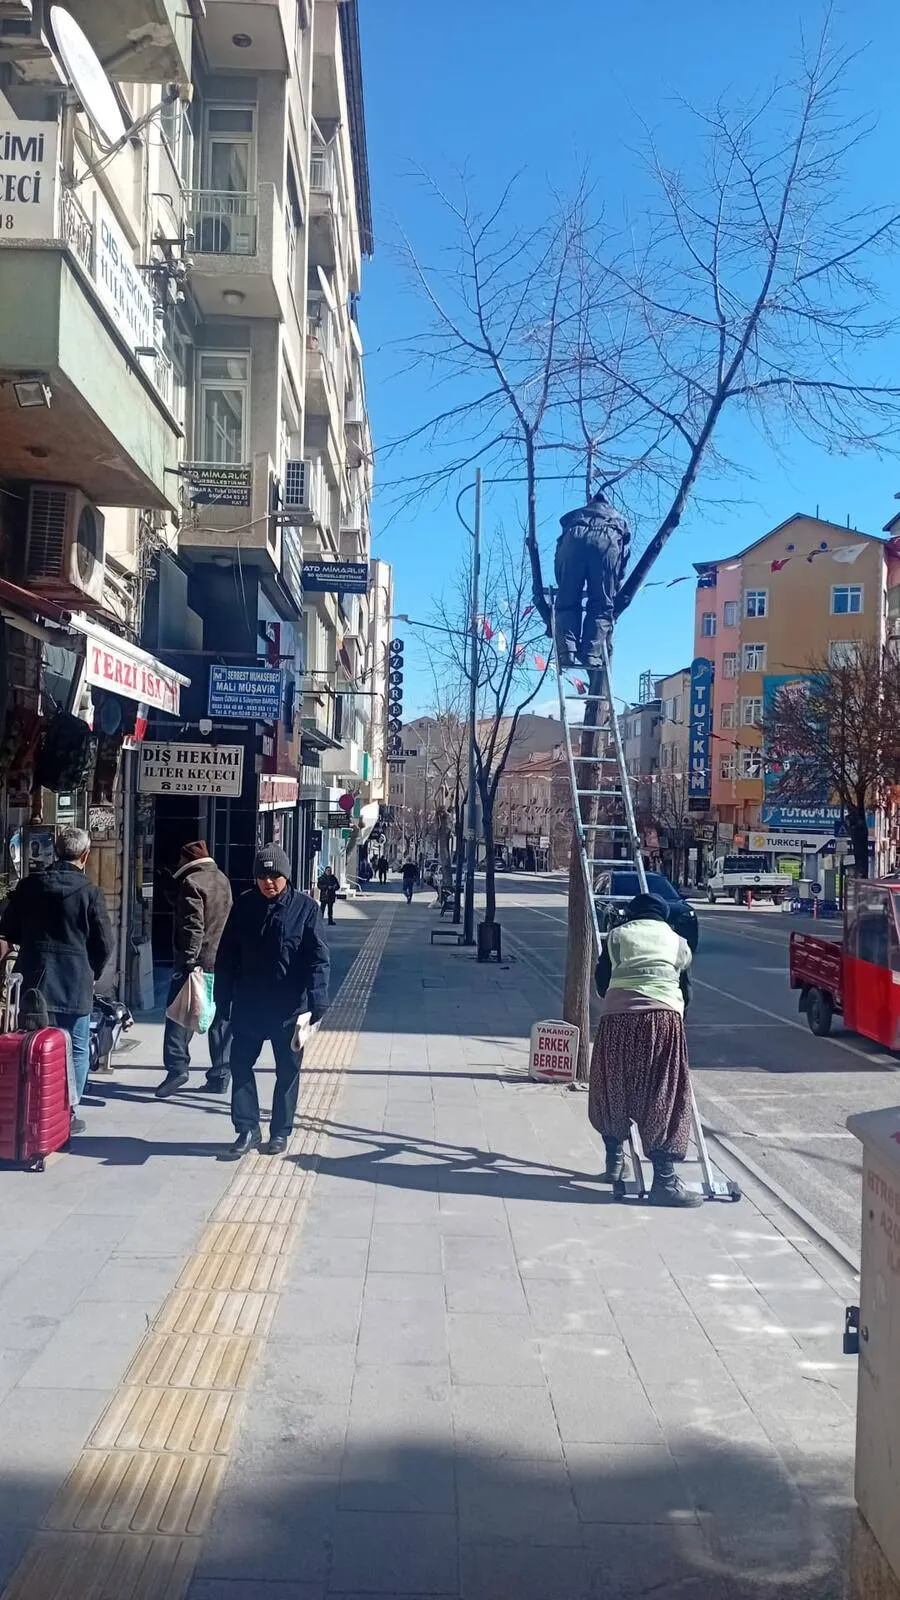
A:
789 877 900 1049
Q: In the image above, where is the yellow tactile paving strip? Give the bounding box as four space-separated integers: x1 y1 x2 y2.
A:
2 907 395 1600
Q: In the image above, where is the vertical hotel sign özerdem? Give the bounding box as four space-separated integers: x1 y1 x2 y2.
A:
688 657 713 807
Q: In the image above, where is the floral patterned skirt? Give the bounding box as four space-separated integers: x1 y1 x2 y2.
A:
588 1008 692 1158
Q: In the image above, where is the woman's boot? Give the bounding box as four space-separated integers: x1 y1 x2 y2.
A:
648 1151 702 1207
600 1137 625 1184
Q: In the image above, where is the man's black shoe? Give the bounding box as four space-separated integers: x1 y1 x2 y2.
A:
155 1072 189 1100
199 1076 230 1094
226 1129 261 1158
263 1135 288 1156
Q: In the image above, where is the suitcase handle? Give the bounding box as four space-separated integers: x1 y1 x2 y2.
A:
0 967 22 1033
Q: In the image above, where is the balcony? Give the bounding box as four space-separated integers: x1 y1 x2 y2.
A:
309 146 339 268
321 737 365 782
0 189 181 508
306 309 344 442
195 0 295 74
179 452 285 578
186 184 287 320
0 0 190 84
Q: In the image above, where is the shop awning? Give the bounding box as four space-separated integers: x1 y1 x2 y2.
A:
70 617 190 717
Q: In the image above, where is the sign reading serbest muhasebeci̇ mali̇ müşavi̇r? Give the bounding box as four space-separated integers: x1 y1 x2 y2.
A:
207 664 284 721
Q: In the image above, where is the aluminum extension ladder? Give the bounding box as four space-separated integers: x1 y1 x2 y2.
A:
553 630 740 1203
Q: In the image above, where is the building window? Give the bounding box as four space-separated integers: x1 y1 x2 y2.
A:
719 754 736 780
741 697 762 726
739 748 763 779
204 104 256 192
720 702 735 729
832 584 863 616
745 590 768 619
722 652 738 678
197 352 250 464
701 612 717 637
829 640 861 667
742 643 766 671
723 600 738 627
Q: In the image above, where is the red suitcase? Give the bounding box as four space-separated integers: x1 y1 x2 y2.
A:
0 970 71 1170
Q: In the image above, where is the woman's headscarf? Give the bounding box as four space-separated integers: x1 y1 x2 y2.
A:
624 892 670 923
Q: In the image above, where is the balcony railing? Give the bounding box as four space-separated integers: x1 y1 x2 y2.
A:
186 189 258 256
59 181 95 275
307 310 338 379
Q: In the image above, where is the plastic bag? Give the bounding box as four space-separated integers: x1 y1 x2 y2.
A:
291 1011 319 1054
166 968 216 1035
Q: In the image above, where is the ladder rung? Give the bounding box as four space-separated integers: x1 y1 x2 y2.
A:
572 751 612 759
576 788 623 796
581 823 631 831
572 725 610 733
587 857 630 866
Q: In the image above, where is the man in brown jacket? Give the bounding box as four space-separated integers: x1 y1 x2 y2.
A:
156 841 233 1098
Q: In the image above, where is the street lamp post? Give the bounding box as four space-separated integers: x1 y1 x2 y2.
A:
462 469 482 947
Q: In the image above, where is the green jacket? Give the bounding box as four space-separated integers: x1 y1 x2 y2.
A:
602 918 692 1015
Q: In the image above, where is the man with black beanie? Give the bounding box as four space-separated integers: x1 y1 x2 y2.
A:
214 844 330 1157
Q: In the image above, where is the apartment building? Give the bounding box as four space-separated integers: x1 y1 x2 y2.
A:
493 747 572 871
651 666 693 880
691 513 888 848
0 0 376 993
618 696 661 822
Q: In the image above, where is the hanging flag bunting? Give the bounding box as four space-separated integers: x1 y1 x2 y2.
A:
831 543 866 564
514 644 526 664
534 654 547 671
573 678 587 695
522 604 534 620
770 557 790 572
806 542 830 563
479 615 494 641
496 631 508 654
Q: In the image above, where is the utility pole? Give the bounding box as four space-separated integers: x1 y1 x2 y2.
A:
463 469 482 946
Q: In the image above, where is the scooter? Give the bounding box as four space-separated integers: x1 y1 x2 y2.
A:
89 995 134 1076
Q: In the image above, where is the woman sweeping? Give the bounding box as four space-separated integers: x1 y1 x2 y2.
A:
589 892 701 1208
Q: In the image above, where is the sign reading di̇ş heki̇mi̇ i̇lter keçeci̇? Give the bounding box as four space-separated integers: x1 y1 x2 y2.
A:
138 743 244 796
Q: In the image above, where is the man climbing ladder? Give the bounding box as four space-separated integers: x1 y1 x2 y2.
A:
553 488 631 670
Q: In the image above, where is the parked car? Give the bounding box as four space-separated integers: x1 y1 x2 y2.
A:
594 869 699 952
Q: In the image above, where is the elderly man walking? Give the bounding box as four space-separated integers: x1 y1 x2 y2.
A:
0 826 113 1134
156 840 233 1099
215 845 330 1158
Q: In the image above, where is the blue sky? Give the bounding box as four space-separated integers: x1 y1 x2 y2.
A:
358 0 900 714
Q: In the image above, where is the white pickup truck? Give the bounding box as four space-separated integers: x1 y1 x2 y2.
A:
706 853 793 905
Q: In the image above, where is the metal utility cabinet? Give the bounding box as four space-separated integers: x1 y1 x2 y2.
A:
847 1106 900 1600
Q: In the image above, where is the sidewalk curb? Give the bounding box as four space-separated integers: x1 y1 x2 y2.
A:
701 1124 860 1279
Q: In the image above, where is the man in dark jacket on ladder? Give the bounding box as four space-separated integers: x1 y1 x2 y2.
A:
215 844 330 1158
554 490 631 669
156 841 233 1099
0 825 113 1135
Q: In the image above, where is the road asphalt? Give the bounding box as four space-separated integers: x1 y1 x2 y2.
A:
497 873 900 1257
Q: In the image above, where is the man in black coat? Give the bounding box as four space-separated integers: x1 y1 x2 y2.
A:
156 840 234 1099
554 490 631 669
215 844 330 1157
0 825 114 1134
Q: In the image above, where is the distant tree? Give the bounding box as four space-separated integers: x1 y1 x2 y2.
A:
762 643 900 877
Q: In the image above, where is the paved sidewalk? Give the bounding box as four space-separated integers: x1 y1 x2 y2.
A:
0 907 373 1593
191 897 858 1600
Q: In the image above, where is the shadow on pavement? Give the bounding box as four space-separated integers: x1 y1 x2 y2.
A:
293 1118 615 1207
0 1434 854 1598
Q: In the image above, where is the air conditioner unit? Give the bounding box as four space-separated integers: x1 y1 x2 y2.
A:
24 484 106 604
283 458 322 520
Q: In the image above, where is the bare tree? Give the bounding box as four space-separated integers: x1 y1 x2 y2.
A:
762 643 900 877
392 24 900 1069
652 767 694 885
433 530 551 928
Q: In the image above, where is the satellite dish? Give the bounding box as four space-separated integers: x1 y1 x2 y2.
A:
49 7 128 151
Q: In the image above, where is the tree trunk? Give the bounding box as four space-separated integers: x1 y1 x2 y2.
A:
482 793 496 924
561 665 606 1081
849 807 870 878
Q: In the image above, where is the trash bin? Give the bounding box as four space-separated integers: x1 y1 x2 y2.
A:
477 921 502 963
846 1105 900 1600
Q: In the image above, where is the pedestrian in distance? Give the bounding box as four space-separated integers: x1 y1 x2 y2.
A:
155 841 233 1100
317 865 340 925
588 892 702 1208
0 825 113 1135
215 844 330 1158
377 855 389 884
554 489 631 670
400 859 418 903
